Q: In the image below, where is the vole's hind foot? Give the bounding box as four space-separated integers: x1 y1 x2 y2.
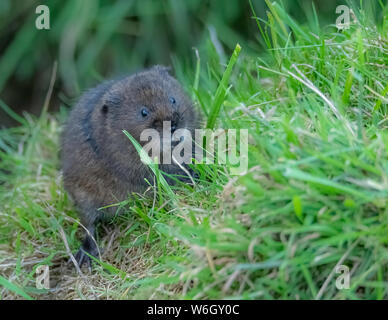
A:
71 231 99 270
73 247 97 271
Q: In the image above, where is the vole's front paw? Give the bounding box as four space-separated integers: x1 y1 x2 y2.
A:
179 167 199 183
174 169 198 185
188 167 199 180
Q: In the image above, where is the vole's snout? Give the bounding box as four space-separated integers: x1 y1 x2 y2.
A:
152 110 181 133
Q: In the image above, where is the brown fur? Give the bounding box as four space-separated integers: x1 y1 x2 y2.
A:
61 65 199 267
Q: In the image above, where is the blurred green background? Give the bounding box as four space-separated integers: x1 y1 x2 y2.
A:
0 0 366 127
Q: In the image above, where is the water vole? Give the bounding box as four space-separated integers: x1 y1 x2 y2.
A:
61 65 199 268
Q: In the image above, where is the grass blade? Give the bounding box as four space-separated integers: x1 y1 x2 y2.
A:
206 43 241 129
0 275 34 300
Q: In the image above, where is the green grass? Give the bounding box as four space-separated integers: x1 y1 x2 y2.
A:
0 1 387 300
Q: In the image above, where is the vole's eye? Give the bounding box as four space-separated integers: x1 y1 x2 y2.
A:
141 108 149 117
169 97 176 105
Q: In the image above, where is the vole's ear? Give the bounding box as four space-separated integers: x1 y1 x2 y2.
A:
152 65 172 76
102 95 122 114
101 104 109 114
